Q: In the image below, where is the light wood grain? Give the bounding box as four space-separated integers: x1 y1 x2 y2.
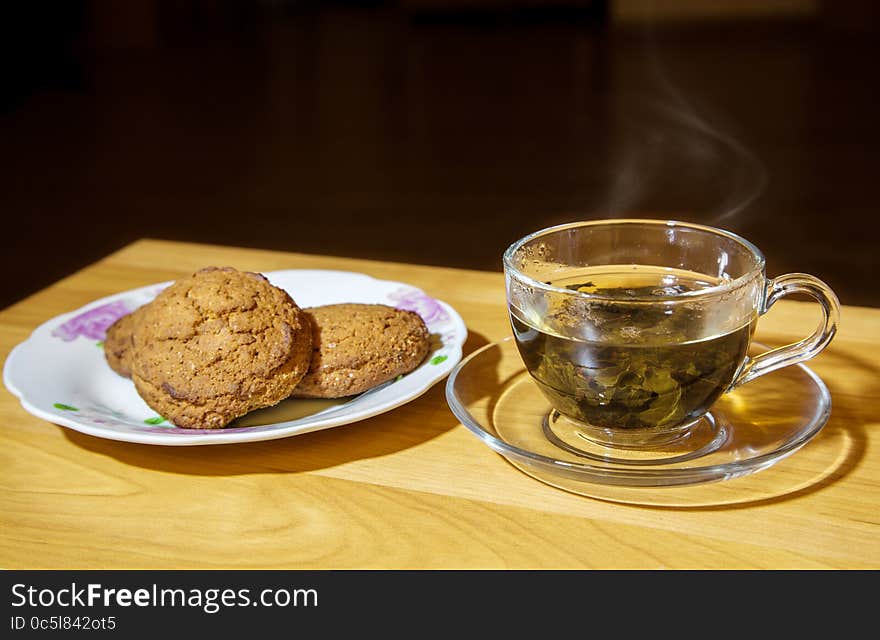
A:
1 239 878 569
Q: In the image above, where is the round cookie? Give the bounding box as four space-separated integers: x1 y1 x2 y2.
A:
103 305 149 378
292 303 431 399
130 266 312 429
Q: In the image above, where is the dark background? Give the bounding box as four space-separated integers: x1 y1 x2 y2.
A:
2 0 878 309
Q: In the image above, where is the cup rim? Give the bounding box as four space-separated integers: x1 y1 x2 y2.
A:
502 218 767 302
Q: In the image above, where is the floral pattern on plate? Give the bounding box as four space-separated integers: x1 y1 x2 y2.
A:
4 270 468 445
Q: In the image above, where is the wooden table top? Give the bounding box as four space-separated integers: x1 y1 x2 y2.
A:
1 239 877 569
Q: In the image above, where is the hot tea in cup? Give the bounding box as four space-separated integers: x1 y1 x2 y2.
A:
504 219 839 449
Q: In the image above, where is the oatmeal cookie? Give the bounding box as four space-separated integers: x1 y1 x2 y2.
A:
130 266 312 429
104 308 140 378
292 303 430 398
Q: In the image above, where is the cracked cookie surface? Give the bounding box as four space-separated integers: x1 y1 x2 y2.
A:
293 303 430 399
130 266 312 428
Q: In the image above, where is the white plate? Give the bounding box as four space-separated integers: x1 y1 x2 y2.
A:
3 270 467 446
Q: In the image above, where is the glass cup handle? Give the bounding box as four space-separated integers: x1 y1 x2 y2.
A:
730 273 840 390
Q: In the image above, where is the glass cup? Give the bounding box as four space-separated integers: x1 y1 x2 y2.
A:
503 219 839 449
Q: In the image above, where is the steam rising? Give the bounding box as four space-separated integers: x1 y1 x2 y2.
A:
597 14 767 224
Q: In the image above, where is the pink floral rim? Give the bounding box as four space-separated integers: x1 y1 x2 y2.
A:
43 281 461 432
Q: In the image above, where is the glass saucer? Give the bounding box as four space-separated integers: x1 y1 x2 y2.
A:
445 337 832 497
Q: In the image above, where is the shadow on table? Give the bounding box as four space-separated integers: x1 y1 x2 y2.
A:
61 331 494 476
